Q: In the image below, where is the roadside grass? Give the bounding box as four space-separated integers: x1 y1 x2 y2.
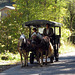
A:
0 42 75 65
0 53 20 65
59 42 75 54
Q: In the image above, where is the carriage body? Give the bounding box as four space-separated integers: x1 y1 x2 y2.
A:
22 20 62 63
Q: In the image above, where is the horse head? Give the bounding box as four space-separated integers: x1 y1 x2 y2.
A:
20 34 26 42
43 36 50 42
19 34 27 50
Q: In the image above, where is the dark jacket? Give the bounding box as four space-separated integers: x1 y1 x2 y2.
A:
43 28 53 37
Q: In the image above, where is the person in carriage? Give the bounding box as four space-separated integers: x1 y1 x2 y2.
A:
43 23 55 45
31 25 54 64
31 28 43 45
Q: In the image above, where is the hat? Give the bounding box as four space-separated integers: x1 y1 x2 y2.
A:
46 23 50 25
33 28 37 31
46 23 50 27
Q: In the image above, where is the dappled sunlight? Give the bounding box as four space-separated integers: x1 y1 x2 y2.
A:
59 42 75 54
60 68 73 71
0 53 20 65
0 53 75 75
0 0 75 75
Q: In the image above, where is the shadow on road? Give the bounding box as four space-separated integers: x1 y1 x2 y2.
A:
0 54 75 75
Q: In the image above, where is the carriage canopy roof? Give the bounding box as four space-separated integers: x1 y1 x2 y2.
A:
22 20 62 27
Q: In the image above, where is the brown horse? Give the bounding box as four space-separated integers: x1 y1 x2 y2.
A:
38 36 54 66
32 36 54 66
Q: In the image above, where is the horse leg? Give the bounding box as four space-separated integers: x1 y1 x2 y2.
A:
26 52 28 66
21 54 23 67
22 51 26 67
24 53 26 66
45 50 47 65
38 52 40 65
36 51 39 63
40 51 43 67
37 51 41 66
20 51 23 67
17 45 23 67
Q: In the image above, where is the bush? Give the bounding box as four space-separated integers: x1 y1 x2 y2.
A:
0 52 20 61
60 26 71 45
59 42 75 54
1 56 8 60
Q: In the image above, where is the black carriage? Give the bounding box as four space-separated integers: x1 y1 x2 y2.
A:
22 20 62 64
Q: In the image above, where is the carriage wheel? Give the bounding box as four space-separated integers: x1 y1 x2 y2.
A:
56 58 58 61
30 53 34 64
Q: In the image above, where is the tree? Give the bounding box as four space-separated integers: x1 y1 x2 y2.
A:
0 0 68 53
14 0 65 22
0 9 29 53
63 0 75 31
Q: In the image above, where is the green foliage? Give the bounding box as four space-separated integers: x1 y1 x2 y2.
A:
0 9 29 53
59 42 75 54
0 0 75 53
0 52 20 61
60 26 71 47
63 0 75 30
61 26 71 42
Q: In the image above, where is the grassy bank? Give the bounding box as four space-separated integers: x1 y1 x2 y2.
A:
0 53 20 65
59 42 75 54
0 42 75 65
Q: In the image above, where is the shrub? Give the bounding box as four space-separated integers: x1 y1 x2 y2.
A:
60 26 71 45
1 56 8 60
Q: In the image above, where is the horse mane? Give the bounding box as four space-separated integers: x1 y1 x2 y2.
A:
43 36 50 42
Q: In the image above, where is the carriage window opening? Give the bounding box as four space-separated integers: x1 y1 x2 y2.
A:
38 28 44 34
55 27 59 35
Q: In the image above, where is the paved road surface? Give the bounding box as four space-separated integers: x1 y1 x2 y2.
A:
0 52 75 75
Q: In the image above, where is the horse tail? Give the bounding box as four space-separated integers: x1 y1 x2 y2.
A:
48 38 54 57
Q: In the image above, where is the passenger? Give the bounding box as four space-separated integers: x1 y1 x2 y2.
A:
31 28 43 40
31 28 43 44
31 28 37 39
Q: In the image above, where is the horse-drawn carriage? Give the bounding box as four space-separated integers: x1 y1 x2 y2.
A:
18 20 62 67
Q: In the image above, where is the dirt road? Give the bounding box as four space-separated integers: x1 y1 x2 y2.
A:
0 52 75 75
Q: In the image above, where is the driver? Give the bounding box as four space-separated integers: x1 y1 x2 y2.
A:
43 23 54 44
43 23 53 37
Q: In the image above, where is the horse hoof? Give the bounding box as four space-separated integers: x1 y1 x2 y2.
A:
21 65 24 68
45 63 47 65
40 64 43 67
23 65 26 67
43 62 44 65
